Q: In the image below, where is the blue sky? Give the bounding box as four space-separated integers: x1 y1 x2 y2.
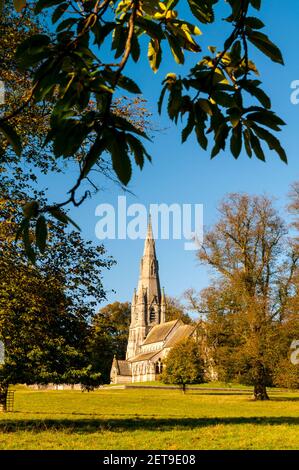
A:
40 0 299 308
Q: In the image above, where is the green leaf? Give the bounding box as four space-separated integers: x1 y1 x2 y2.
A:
81 137 106 178
127 134 151 169
187 0 215 24
228 107 241 128
0 122 22 156
245 17 265 29
148 39 162 72
243 129 252 158
167 87 182 122
250 0 261 10
92 22 115 47
112 114 150 140
56 18 77 32
166 32 184 64
131 34 141 63
16 34 50 69
182 112 195 143
48 208 81 231
52 2 68 23
158 84 167 115
194 104 209 150
214 121 230 150
247 31 284 65
52 121 89 158
35 216 48 253
250 131 265 161
198 99 213 116
239 79 271 109
211 143 220 158
211 91 233 108
112 25 127 58
118 75 141 94
107 131 132 186
251 123 287 163
230 123 242 159
13 0 26 12
195 125 208 150
246 110 285 131
135 17 164 40
230 40 241 61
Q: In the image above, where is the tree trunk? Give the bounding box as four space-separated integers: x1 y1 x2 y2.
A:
181 383 186 394
253 361 269 400
253 383 269 400
0 382 8 412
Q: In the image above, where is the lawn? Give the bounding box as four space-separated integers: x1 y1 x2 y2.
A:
0 386 298 450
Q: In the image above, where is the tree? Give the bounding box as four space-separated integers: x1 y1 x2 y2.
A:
271 182 299 388
0 1 287 256
0 175 115 410
88 301 131 383
198 193 298 400
161 338 205 392
165 296 192 323
192 282 244 383
0 3 152 262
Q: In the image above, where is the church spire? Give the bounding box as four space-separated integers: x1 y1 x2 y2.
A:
126 214 164 360
143 213 156 257
137 214 161 309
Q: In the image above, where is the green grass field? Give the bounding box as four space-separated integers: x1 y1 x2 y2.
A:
0 386 298 450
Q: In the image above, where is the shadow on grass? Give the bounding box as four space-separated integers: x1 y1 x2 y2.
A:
269 397 299 402
166 390 299 400
186 392 250 396
0 416 298 434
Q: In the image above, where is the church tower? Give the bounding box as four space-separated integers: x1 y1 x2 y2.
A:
126 216 164 359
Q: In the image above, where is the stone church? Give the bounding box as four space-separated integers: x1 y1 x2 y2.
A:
110 217 195 384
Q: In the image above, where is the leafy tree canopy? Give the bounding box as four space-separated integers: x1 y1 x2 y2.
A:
0 0 287 259
0 172 115 408
88 301 131 383
197 192 299 399
161 338 205 390
165 296 192 323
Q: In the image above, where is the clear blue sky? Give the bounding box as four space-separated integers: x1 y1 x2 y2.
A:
40 0 299 308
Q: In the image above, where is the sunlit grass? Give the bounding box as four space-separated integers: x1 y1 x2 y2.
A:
0 387 298 449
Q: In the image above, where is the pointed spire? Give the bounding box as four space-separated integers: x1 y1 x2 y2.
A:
143 212 155 256
147 213 153 237
136 212 161 317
